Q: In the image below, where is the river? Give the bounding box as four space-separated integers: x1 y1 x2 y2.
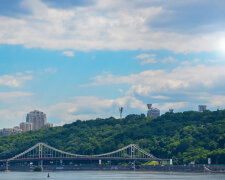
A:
0 171 225 180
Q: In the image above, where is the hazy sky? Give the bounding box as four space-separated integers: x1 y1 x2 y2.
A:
0 0 225 128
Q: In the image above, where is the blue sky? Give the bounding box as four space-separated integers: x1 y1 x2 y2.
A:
0 0 225 128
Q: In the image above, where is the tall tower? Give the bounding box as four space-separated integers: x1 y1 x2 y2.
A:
119 107 123 119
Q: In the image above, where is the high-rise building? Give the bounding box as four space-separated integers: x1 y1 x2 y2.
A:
0 110 52 136
198 105 207 112
147 104 160 119
20 122 32 132
26 110 47 130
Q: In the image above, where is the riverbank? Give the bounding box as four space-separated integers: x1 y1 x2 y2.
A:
1 165 225 173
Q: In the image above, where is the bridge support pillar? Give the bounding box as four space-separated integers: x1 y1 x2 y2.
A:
6 161 9 171
132 160 135 171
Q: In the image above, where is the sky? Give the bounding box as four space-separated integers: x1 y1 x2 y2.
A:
0 0 225 128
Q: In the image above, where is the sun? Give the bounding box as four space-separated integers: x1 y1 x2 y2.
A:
218 39 225 52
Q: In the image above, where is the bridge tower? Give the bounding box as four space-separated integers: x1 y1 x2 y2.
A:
130 145 135 170
38 143 43 171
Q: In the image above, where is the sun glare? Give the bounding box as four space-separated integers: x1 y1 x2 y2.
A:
218 39 225 52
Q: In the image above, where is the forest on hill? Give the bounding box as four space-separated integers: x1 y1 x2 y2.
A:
0 110 225 164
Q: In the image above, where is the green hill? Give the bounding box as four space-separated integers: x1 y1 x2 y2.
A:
0 110 225 164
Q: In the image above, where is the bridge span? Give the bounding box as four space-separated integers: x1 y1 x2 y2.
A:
0 143 168 170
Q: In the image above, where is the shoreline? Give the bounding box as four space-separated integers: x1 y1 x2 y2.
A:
1 165 225 173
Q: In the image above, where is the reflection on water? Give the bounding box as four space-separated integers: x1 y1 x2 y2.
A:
0 171 225 180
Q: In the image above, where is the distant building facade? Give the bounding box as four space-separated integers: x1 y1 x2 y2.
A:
147 104 160 119
20 122 32 132
26 110 47 130
198 105 207 112
44 122 53 128
0 127 22 136
12 127 23 134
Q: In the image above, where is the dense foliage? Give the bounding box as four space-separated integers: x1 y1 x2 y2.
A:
0 110 225 164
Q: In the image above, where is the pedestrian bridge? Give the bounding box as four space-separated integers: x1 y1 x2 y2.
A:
1 142 165 162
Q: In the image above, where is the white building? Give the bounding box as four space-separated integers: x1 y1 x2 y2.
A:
26 110 47 130
20 122 32 132
147 104 160 119
44 122 53 128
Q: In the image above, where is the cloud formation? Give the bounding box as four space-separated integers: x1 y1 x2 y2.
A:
0 73 33 88
44 67 57 73
87 65 225 93
0 91 33 100
0 0 224 53
84 64 225 110
62 51 74 57
136 54 177 65
48 95 146 123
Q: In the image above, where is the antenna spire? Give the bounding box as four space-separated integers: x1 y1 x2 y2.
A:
119 107 123 119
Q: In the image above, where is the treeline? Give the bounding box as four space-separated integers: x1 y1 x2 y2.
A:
0 110 225 164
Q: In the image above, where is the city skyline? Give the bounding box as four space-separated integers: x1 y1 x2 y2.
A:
0 0 225 128
0 109 53 136
0 104 209 129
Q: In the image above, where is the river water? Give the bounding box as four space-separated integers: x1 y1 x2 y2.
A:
0 171 225 180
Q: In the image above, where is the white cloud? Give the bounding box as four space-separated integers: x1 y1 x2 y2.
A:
207 95 225 108
140 58 156 64
161 56 177 63
0 91 33 100
154 102 188 111
136 54 177 65
136 54 156 59
0 0 223 53
0 103 48 128
44 67 57 73
0 109 26 128
151 95 170 100
86 65 225 97
62 51 74 57
136 53 157 64
0 91 35 128
48 95 146 123
0 74 33 88
195 93 225 108
181 58 200 66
